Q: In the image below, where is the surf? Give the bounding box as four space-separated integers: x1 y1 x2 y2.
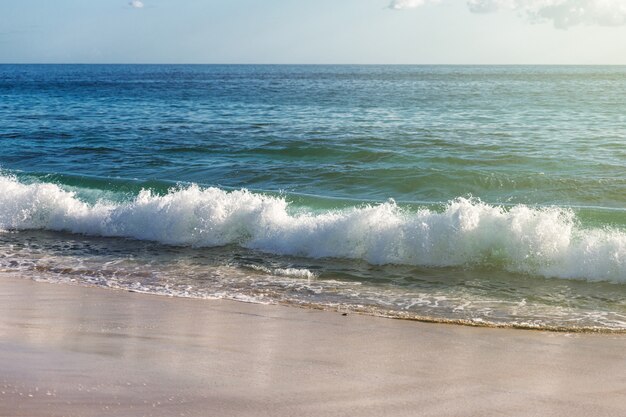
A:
0 173 624 283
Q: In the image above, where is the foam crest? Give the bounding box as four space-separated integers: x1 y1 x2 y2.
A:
0 174 624 283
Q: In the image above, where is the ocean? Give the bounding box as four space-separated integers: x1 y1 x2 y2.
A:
0 64 624 331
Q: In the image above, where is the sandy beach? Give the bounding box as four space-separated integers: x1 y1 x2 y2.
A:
0 274 625 417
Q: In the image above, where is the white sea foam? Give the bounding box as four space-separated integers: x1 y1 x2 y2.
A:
247 264 317 279
0 174 624 283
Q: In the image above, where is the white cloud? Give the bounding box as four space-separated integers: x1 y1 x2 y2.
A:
389 0 626 28
389 0 441 9
129 0 144 8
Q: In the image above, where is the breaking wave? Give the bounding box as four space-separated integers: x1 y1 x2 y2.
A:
0 174 624 283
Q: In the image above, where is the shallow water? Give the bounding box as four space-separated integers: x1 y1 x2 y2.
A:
1 64 624 330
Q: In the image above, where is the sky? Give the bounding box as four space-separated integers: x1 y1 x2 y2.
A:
1 0 626 64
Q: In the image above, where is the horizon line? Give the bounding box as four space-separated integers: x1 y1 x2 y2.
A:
2 62 626 66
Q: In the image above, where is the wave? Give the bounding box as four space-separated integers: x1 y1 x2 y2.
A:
0 174 624 283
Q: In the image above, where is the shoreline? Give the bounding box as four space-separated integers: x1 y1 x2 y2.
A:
1 274 626 416
285 302 626 334
17 276 626 335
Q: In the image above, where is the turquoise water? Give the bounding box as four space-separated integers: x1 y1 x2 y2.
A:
1 65 625 330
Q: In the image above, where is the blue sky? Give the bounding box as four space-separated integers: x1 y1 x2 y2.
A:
1 0 626 64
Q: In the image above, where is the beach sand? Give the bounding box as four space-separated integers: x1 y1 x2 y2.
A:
0 275 625 417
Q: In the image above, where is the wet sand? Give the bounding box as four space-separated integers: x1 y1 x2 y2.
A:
1 275 625 417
